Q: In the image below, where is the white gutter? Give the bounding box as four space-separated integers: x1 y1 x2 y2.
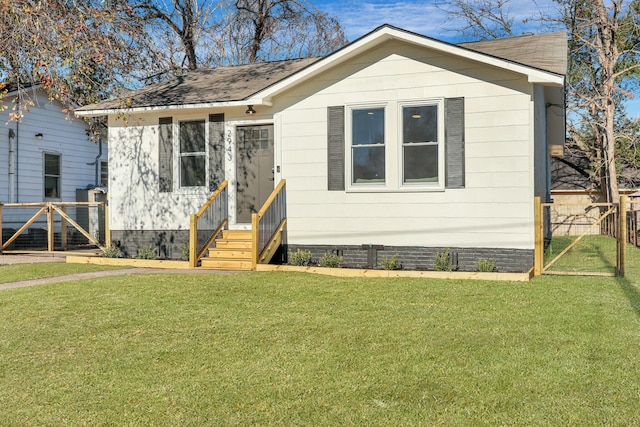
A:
75 98 273 118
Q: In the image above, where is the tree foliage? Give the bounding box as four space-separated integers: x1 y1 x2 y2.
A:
127 0 346 74
1 0 347 115
559 0 640 201
0 0 153 120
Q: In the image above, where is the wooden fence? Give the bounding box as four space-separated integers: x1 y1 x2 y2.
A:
0 201 109 254
534 196 632 277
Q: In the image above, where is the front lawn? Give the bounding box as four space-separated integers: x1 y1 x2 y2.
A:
2 258 640 425
0 263 123 284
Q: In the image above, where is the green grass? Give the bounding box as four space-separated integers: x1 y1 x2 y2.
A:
1 245 640 425
544 234 619 274
0 263 123 284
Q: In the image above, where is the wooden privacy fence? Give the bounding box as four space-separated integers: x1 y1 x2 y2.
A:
0 201 109 254
534 196 632 277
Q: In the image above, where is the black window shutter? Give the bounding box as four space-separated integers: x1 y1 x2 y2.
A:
158 117 173 192
445 97 465 189
327 106 345 191
208 113 225 190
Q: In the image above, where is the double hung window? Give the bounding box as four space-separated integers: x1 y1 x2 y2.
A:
179 120 206 187
402 104 439 184
346 100 444 191
351 107 385 184
44 153 61 199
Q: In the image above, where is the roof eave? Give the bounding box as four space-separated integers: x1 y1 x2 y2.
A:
75 98 272 117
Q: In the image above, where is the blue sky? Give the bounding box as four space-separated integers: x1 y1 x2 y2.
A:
311 0 640 118
313 0 560 42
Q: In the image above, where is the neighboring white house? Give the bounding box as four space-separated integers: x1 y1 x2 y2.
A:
0 86 107 204
77 25 566 271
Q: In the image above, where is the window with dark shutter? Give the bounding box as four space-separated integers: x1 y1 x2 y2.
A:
327 106 345 191
158 117 173 192
445 97 465 189
208 113 225 190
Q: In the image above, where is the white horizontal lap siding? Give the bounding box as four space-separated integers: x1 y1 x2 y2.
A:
4 93 102 203
278 40 536 250
107 114 209 231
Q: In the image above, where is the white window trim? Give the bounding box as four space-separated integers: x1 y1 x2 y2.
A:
397 99 445 191
345 99 445 193
345 103 391 192
43 151 62 201
174 116 209 193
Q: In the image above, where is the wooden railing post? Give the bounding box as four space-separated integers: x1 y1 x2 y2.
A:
534 196 543 276
618 195 628 277
47 202 55 252
104 203 110 246
189 214 197 268
251 212 259 271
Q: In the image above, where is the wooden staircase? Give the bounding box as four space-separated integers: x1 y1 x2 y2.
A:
200 230 253 270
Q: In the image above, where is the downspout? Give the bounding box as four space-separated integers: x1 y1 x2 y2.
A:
8 128 15 202
94 136 103 187
11 121 20 202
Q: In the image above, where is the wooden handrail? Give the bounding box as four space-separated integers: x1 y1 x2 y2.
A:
189 181 229 268
256 179 286 218
196 180 228 219
252 179 287 269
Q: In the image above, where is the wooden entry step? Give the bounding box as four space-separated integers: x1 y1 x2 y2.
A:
200 230 253 270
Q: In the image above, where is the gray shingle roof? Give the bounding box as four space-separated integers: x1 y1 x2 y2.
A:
459 32 567 76
79 58 319 111
77 28 566 113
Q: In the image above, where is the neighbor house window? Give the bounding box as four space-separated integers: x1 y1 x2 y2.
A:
179 120 206 187
351 107 385 184
402 104 439 184
44 153 61 199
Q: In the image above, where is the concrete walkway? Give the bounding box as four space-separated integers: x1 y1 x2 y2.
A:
0 254 238 290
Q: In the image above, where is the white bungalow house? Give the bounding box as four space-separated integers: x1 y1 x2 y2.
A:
76 25 566 272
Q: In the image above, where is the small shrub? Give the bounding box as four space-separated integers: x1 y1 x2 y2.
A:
475 258 497 272
319 252 344 268
103 245 122 258
289 249 312 266
380 253 400 270
434 248 452 271
180 242 190 261
136 245 156 260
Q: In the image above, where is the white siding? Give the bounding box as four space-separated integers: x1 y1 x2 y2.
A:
107 107 263 231
0 90 106 203
275 41 537 249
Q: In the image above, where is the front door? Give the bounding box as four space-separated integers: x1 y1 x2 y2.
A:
236 125 274 223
